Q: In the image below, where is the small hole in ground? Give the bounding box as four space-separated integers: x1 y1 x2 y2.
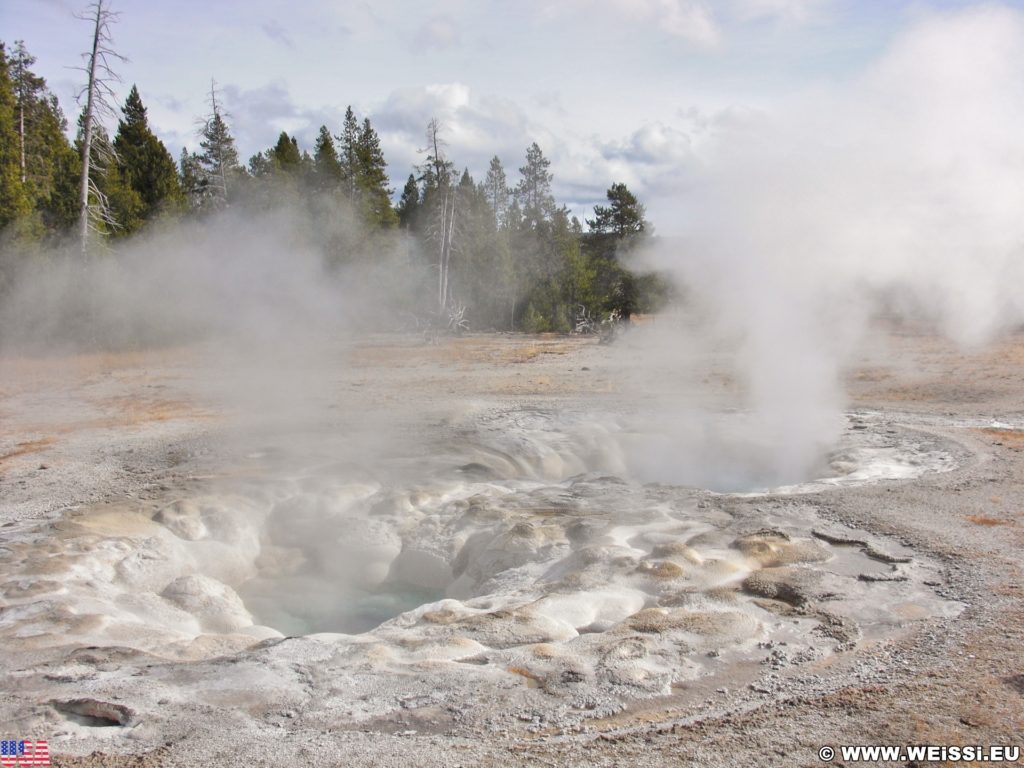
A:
53 699 134 727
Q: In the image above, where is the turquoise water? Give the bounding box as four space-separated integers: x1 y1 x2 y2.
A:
237 576 444 636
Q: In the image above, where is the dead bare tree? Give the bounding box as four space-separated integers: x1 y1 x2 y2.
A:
438 184 456 314
421 119 461 318
74 0 125 258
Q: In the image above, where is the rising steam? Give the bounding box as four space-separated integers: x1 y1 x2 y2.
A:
634 4 1024 488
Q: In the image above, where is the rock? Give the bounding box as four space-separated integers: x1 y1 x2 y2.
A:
734 531 830 567
153 500 209 541
742 567 822 606
160 574 253 633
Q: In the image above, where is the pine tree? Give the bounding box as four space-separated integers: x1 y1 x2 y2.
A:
584 182 651 320
507 143 561 327
337 105 359 201
44 141 81 234
396 173 419 228
312 125 341 190
247 149 273 178
9 41 44 186
516 142 555 226
483 155 510 228
553 210 595 330
0 44 33 230
6 41 78 236
178 147 203 208
270 131 301 172
587 182 646 236
112 84 182 232
103 153 143 235
444 167 517 330
196 82 241 210
355 117 396 227
242 132 304 209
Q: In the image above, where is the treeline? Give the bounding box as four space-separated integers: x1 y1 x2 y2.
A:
0 38 667 331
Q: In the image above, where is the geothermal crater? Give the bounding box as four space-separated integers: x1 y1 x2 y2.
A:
0 407 962 712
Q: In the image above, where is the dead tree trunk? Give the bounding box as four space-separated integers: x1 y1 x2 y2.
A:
439 186 457 315
18 96 25 185
209 82 229 203
437 187 449 313
75 0 123 258
77 12 100 257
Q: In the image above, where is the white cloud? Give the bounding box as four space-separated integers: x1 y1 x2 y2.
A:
635 0 720 45
413 14 462 51
541 0 721 47
732 0 831 24
208 83 346 163
603 122 694 165
260 20 295 50
369 82 754 227
373 83 534 177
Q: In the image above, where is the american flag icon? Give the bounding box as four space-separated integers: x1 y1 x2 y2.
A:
0 740 49 766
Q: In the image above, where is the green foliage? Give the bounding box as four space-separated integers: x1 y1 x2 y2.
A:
312 125 341 190
178 148 202 208
9 39 79 237
314 108 397 228
483 156 510 227
587 182 645 236
271 131 302 171
40 139 81 233
0 41 82 241
196 98 242 211
440 167 510 329
112 85 183 234
561 233 597 310
396 173 419 229
521 302 548 333
338 106 359 199
552 303 571 334
0 43 33 231
104 159 145 235
582 182 668 319
395 136 665 332
354 117 396 228
516 142 554 226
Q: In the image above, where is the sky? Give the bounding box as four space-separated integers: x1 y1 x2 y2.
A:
2 0 1009 229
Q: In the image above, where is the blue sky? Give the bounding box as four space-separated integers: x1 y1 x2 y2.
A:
1 0 1006 227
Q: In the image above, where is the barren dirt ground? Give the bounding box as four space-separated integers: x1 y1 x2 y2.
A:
1 325 1023 766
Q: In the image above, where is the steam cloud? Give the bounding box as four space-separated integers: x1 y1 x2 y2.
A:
634 4 1024 488
0 200 428 452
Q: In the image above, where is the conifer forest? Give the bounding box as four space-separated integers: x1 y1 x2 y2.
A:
0 10 668 337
